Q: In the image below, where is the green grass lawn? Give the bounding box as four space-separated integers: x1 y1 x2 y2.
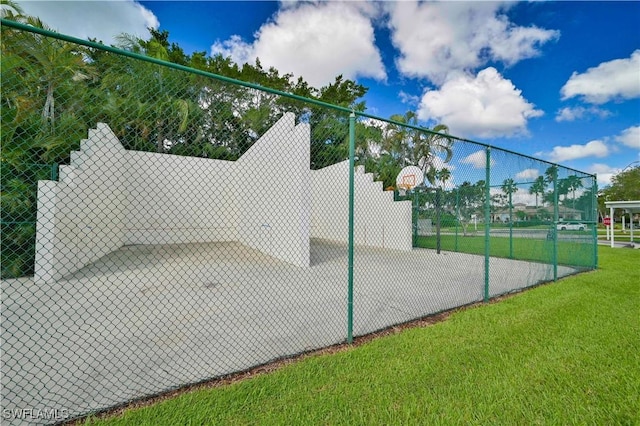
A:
84 247 639 425
415 234 595 268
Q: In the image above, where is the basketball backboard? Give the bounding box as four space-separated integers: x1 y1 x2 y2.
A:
396 166 424 191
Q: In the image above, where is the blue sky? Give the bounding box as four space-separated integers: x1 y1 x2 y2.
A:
14 1 640 186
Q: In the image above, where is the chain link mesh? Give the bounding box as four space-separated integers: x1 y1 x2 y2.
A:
1 22 597 424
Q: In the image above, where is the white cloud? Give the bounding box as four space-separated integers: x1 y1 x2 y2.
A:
211 2 386 88
555 106 612 122
511 188 537 206
615 126 640 149
386 1 559 84
425 156 456 173
560 50 640 104
417 67 543 138
587 163 621 187
515 168 540 180
544 140 609 163
16 0 159 44
211 35 253 66
460 150 496 169
360 117 387 130
490 187 537 206
398 91 420 106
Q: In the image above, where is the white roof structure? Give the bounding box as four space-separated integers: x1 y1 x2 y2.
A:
604 200 640 248
605 200 640 213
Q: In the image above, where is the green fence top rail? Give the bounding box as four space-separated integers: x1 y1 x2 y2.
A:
0 18 595 179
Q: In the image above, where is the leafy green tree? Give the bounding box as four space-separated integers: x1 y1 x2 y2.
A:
452 180 485 236
382 112 412 166
601 166 640 202
573 187 597 221
544 165 558 183
308 75 368 169
365 154 401 190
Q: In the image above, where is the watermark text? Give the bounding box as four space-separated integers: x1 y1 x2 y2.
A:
2 408 69 421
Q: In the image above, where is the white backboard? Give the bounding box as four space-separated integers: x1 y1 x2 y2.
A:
396 166 424 190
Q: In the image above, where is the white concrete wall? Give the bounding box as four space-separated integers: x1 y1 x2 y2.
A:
34 114 411 282
236 113 311 267
125 152 237 245
35 124 128 283
311 162 412 251
34 115 313 282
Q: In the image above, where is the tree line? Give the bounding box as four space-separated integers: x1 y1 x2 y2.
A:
411 164 596 237
0 3 454 277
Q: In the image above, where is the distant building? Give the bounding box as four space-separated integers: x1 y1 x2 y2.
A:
491 203 583 223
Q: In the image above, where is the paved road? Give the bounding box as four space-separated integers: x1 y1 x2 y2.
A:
424 229 593 242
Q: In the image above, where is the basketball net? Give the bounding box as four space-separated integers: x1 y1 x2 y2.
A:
399 174 416 191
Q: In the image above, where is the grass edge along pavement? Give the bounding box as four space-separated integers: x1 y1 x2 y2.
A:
82 246 639 425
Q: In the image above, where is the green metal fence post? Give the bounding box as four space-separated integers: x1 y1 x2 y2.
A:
509 191 513 259
347 112 355 344
436 188 442 254
455 188 459 252
484 147 491 302
592 179 598 269
553 171 559 281
413 190 418 247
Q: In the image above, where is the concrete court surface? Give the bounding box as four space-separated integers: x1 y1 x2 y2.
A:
1 239 577 423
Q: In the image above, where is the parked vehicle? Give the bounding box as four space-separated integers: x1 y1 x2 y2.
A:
557 223 586 231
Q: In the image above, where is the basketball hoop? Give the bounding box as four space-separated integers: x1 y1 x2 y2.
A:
396 166 424 191
402 174 416 188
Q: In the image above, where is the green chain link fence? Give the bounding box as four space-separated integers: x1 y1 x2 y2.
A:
1 19 597 424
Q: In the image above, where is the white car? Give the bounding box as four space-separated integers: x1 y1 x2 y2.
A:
557 223 586 231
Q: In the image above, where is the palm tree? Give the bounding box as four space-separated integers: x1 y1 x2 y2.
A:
500 178 517 222
383 112 414 165
564 175 583 208
529 176 546 208
413 123 453 186
104 33 202 154
3 15 92 130
502 178 517 206
0 0 23 19
544 165 560 206
2 8 97 167
383 111 453 186
437 167 451 190
544 165 558 181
